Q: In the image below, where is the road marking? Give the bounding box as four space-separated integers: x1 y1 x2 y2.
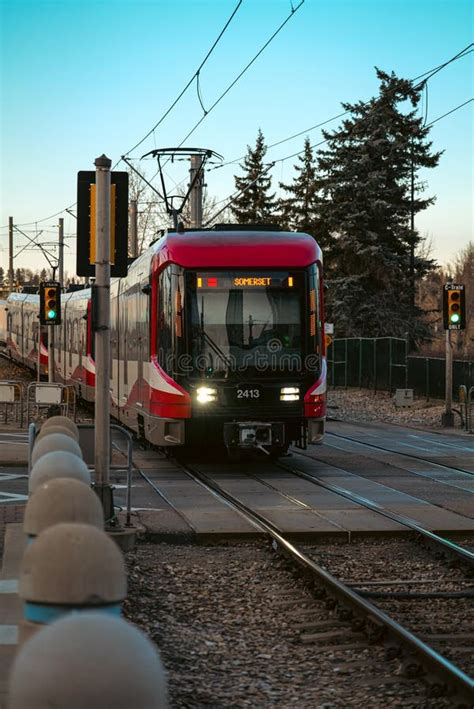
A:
409 434 474 453
0 580 18 593
0 625 18 645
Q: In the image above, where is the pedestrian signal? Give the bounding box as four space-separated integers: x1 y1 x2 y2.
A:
443 284 465 330
40 281 61 326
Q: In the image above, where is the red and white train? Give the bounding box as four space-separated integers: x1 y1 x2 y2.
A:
1 225 326 455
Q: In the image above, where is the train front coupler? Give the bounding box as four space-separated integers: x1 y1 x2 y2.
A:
223 421 285 455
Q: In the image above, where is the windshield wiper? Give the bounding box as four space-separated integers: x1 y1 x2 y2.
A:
200 330 234 373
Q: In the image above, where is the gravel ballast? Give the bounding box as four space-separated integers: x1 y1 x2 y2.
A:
124 542 456 708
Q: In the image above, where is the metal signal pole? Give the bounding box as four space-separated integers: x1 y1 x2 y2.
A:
58 217 64 287
189 155 204 228
8 217 14 291
442 330 454 427
48 327 54 383
129 199 138 258
94 154 113 522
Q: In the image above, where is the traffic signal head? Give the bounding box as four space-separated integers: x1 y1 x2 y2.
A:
40 282 61 326
443 284 465 330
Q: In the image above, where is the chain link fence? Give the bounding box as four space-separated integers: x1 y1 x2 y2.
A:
327 337 474 400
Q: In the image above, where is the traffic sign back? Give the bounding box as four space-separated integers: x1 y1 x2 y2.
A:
76 171 129 277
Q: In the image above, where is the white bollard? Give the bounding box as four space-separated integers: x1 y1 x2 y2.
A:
41 415 79 439
24 478 104 540
29 451 91 494
18 522 126 644
9 614 167 708
31 432 82 468
35 425 79 444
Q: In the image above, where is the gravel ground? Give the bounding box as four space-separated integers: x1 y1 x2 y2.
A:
327 389 454 430
124 542 456 708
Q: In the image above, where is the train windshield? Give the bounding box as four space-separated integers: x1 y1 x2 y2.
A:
186 271 304 379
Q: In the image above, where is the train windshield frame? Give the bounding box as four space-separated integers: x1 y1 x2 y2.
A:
184 270 306 380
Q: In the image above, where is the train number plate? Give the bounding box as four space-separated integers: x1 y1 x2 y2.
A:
236 388 260 400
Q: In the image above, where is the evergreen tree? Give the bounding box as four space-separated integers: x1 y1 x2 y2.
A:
0 267 4 284
15 268 25 285
278 137 320 236
317 69 441 339
40 268 48 282
231 129 276 224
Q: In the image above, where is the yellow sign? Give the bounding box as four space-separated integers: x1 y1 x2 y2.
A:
325 334 333 348
234 277 272 287
89 183 116 265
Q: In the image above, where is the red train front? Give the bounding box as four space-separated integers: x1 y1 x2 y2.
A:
145 225 326 455
2 225 326 456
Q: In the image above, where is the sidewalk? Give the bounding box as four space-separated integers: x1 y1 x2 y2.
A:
0 521 25 708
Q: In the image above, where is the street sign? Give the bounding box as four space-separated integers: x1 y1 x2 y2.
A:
76 171 129 277
325 334 333 348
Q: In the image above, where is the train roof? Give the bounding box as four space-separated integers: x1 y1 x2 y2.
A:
150 228 322 272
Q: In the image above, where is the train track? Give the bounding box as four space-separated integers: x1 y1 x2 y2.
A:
325 427 474 478
133 454 473 705
275 452 474 567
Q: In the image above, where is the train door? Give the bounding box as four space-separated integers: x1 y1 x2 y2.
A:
20 307 25 362
7 311 12 356
110 285 120 417
136 273 145 410
119 283 129 421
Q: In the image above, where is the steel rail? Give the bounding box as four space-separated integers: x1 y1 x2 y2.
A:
178 462 473 703
326 429 474 478
282 454 474 568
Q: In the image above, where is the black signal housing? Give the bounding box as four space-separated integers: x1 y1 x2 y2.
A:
39 281 61 326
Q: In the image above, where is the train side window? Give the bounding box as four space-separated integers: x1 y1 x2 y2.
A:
309 264 323 358
157 267 173 370
68 321 72 367
123 293 128 386
32 320 38 353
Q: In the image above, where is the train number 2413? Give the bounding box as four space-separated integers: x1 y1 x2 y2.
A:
237 389 260 399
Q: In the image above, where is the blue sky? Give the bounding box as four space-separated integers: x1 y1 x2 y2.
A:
0 0 472 277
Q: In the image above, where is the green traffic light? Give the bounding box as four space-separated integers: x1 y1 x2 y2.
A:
450 313 460 324
47 310 56 320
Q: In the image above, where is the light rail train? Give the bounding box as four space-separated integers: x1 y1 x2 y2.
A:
1 226 326 455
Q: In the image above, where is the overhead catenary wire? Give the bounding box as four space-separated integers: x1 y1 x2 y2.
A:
2 41 471 234
168 0 305 155
203 94 473 226
426 97 473 127
210 42 473 173
123 0 244 157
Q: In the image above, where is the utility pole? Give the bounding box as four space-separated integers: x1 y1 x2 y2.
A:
58 218 64 288
48 327 54 383
442 330 454 427
8 217 14 291
129 199 138 258
93 154 113 523
410 146 415 315
189 155 204 228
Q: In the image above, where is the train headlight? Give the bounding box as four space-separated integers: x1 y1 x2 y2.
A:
196 386 217 404
280 386 299 401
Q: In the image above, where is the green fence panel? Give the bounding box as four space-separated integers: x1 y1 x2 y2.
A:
328 338 474 400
